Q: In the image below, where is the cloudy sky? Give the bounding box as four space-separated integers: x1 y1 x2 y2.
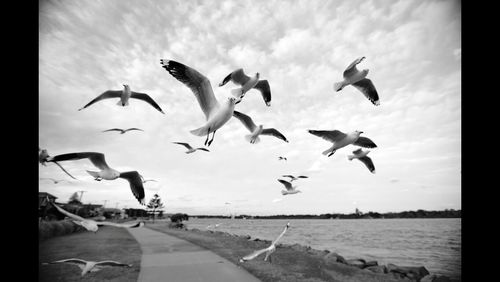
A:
39 0 461 216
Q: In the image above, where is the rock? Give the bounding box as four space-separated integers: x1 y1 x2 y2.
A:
365 265 387 274
322 252 347 265
242 235 251 240
387 263 430 281
421 274 436 282
433 275 452 282
364 260 378 268
346 259 366 268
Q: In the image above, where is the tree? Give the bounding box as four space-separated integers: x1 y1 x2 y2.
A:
169 213 189 229
146 194 165 223
68 192 82 205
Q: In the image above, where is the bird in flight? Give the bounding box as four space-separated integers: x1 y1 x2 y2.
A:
39 147 77 180
308 129 377 157
281 175 308 182
278 179 301 195
232 110 288 144
50 201 145 232
46 152 146 205
172 142 210 154
42 258 132 277
333 56 380 106
348 148 376 174
102 128 144 134
278 156 287 161
78 84 164 114
240 222 290 262
160 59 237 146
218 68 272 106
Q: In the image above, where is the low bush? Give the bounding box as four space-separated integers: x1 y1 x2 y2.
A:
39 220 86 241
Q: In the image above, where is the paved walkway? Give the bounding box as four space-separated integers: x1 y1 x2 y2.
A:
127 227 261 282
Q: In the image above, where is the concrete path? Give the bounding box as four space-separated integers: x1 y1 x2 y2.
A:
127 227 261 282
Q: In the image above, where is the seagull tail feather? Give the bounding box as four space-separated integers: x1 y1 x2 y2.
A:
116 100 129 106
333 82 344 92
322 148 333 156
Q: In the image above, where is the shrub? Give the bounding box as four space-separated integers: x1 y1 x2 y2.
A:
39 220 86 241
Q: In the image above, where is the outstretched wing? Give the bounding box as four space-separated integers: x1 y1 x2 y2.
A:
232 111 257 132
50 152 110 170
351 78 380 106
130 92 165 113
308 130 347 143
353 137 377 148
51 203 86 222
160 59 219 119
358 156 376 173
119 171 146 205
261 128 288 143
95 261 132 267
253 80 271 106
98 221 145 228
240 246 271 262
79 90 122 110
102 128 123 133
220 68 250 87
343 56 365 78
46 258 88 265
278 179 293 190
125 128 144 132
173 142 193 150
271 222 290 246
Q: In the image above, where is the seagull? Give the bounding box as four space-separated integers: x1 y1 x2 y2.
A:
138 174 158 183
46 152 146 205
282 175 308 182
239 222 290 262
348 148 376 174
278 179 301 195
160 59 237 146
218 68 272 106
232 110 288 144
78 84 164 114
39 147 77 180
308 129 377 157
50 202 145 232
102 128 144 134
40 177 69 184
172 142 210 154
333 56 380 106
278 156 287 161
42 258 132 276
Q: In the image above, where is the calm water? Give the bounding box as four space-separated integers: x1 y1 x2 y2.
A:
185 218 461 281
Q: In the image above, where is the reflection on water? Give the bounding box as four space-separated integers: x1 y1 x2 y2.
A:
186 218 461 280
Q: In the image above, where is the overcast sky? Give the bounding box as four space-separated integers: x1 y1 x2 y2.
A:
39 0 461 216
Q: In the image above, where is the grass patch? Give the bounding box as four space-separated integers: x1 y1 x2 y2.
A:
39 220 87 241
39 226 141 282
146 223 403 282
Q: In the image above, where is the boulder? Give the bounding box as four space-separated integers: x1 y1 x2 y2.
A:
323 252 347 265
364 260 378 268
365 265 387 274
387 263 430 281
346 259 366 268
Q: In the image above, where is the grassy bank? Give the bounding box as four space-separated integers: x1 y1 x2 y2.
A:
39 226 141 282
147 223 405 282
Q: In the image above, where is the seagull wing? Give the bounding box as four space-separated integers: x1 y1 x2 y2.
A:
48 258 88 265
173 142 193 150
98 221 144 228
282 175 294 179
125 128 144 132
353 137 377 148
271 222 290 245
351 78 380 106
95 261 132 267
51 203 86 221
51 152 110 170
102 128 123 133
232 111 257 132
241 246 272 261
119 171 146 205
253 80 272 106
343 56 365 78
297 176 308 179
196 148 210 152
52 161 78 179
308 130 347 143
358 156 376 173
352 148 363 155
278 179 293 190
130 92 165 113
261 128 288 142
160 59 219 119
79 90 122 110
224 68 250 86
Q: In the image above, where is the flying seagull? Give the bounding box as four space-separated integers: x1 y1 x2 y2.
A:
42 258 132 276
333 56 380 106
40 177 69 184
278 156 287 161
39 147 77 180
172 142 210 154
348 148 376 174
308 129 377 157
78 84 164 114
160 59 237 146
218 68 272 106
50 202 145 232
278 179 301 195
239 222 290 262
102 128 144 134
282 175 308 182
232 110 288 144
46 152 146 205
